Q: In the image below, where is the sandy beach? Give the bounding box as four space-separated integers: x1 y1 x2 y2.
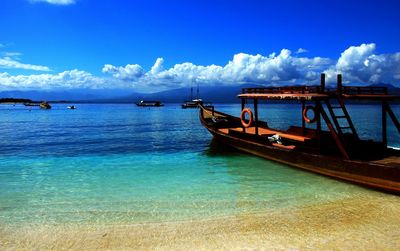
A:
2 194 399 250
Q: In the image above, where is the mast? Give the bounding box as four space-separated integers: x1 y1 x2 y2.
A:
196 82 200 99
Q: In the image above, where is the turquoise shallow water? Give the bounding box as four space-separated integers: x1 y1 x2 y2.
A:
0 103 399 225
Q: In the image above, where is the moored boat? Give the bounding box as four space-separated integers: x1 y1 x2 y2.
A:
136 100 164 107
182 83 203 109
39 101 51 109
199 74 400 194
182 98 203 108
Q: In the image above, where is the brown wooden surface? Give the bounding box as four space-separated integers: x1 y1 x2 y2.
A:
199 104 400 194
237 93 329 100
227 126 313 142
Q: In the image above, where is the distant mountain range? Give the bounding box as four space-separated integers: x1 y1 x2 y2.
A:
0 89 141 103
1 83 399 103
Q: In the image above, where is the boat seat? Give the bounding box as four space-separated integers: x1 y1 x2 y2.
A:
218 128 229 134
228 127 312 142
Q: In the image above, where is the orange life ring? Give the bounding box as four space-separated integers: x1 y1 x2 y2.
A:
303 106 317 123
240 108 253 128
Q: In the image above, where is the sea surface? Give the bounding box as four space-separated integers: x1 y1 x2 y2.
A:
0 103 399 226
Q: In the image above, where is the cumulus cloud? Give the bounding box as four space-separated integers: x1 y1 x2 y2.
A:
102 64 144 81
2 43 400 92
0 70 110 90
102 44 400 89
325 43 400 84
0 56 50 72
29 0 75 5
150 58 164 75
103 50 332 89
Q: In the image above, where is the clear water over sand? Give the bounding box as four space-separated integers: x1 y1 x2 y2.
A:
0 103 399 249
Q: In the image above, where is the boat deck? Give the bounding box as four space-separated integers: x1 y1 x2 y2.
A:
372 155 400 167
218 126 314 142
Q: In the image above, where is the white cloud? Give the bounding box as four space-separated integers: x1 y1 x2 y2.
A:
2 43 400 92
325 43 400 85
296 48 308 54
150 58 164 75
0 70 110 90
103 44 400 89
0 56 50 72
102 64 144 81
103 50 332 89
3 52 22 58
30 0 75 5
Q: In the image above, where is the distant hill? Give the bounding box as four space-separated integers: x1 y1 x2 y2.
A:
0 89 141 103
1 83 399 103
0 98 32 103
141 84 265 103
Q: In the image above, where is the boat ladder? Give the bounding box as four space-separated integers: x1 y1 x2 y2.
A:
325 97 359 142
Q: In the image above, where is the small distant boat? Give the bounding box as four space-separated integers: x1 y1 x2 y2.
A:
182 98 204 109
136 100 164 107
67 105 76 109
182 83 203 109
199 74 400 194
39 101 51 109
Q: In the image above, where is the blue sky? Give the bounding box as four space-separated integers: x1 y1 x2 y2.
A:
1 0 400 92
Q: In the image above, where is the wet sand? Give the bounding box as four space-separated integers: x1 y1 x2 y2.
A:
1 194 400 250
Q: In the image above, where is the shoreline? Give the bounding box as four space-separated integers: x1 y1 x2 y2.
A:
2 195 400 250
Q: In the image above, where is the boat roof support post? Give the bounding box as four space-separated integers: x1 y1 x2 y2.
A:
254 98 259 135
301 100 306 135
337 74 343 96
382 101 387 147
316 100 322 148
320 73 326 93
241 98 245 132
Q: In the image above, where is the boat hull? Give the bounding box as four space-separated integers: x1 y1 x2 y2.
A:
199 106 400 194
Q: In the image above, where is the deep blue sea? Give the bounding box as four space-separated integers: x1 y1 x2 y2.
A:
0 103 399 225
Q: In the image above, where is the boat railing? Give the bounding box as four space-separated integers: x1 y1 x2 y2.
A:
243 85 390 97
340 86 388 95
242 86 323 95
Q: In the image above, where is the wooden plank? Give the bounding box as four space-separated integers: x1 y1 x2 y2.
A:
237 93 328 100
272 143 296 150
229 126 312 142
218 128 229 134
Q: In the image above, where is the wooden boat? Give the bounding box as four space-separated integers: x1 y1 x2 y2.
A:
136 100 164 107
39 101 51 109
199 74 400 194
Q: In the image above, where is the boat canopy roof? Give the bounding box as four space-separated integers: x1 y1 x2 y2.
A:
238 85 399 101
238 93 328 101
